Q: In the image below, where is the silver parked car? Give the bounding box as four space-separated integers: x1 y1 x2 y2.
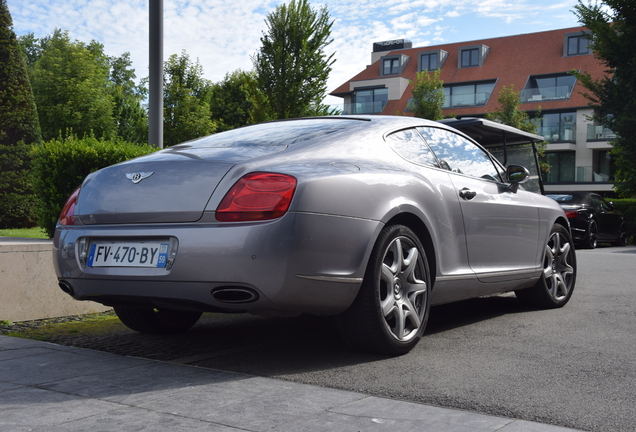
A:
53 116 576 355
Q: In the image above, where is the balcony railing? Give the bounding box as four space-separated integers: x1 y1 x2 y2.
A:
587 124 617 140
342 101 387 115
537 124 576 142
520 85 573 102
442 92 491 108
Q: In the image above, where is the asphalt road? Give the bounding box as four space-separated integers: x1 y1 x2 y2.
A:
11 245 635 432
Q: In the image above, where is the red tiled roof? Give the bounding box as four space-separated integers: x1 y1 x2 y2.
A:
331 27 609 116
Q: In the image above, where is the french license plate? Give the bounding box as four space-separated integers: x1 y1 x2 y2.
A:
87 241 169 268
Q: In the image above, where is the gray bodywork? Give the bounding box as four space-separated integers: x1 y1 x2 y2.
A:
53 116 568 316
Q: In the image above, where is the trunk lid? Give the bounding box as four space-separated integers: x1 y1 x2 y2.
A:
77 144 286 224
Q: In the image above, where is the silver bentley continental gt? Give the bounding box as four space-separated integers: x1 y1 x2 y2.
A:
53 115 577 355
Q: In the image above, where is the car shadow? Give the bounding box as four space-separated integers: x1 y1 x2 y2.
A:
40 293 533 377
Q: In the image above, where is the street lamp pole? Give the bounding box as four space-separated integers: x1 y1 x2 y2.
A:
149 0 163 148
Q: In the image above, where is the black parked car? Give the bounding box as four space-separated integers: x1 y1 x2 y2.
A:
547 192 629 249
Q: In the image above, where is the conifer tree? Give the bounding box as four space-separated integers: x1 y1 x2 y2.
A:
0 0 41 228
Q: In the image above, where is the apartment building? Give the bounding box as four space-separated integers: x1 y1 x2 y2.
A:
330 27 615 194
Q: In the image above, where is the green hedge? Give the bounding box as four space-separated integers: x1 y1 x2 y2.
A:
32 136 157 237
609 198 636 244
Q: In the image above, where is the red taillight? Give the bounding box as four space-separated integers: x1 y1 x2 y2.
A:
564 210 579 218
216 173 297 222
58 188 80 226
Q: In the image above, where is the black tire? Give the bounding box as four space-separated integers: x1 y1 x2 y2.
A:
515 223 576 309
581 219 598 249
336 225 431 356
611 222 629 247
114 306 202 334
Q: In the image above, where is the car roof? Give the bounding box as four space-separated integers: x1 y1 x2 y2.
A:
437 117 545 147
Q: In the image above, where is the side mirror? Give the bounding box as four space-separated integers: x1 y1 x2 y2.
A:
506 165 530 193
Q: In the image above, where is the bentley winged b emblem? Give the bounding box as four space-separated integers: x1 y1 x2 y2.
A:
126 172 154 184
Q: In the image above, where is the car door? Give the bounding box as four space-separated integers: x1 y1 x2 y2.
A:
417 126 541 282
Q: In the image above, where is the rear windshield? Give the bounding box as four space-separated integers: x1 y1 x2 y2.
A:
547 194 574 202
174 119 361 148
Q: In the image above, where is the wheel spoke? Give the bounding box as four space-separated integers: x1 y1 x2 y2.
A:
401 297 422 329
388 239 403 274
381 295 397 317
394 304 406 338
402 247 418 280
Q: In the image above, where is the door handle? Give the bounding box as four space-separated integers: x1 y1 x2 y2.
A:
459 188 477 200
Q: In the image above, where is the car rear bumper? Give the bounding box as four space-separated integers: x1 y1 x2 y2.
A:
53 212 381 315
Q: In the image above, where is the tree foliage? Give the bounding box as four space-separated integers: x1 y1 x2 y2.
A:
486 85 549 191
209 70 263 132
407 69 444 120
163 51 216 146
486 85 539 133
571 0 636 196
253 0 335 119
109 53 148 144
28 29 116 141
0 0 41 228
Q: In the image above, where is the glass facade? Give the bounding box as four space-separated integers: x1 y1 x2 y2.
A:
544 151 575 182
442 82 496 108
352 88 388 114
536 112 576 141
595 150 614 182
521 74 577 102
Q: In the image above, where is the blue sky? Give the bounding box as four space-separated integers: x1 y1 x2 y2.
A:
6 0 583 104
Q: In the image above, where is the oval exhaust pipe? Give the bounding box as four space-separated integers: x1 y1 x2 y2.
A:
59 281 74 297
211 287 259 304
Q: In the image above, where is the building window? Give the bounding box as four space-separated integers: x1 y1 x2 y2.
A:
418 50 448 72
461 49 479 67
421 53 438 71
521 73 577 102
383 58 400 75
536 112 576 142
458 44 489 68
442 81 496 108
563 31 591 57
352 87 388 114
567 35 590 55
380 54 409 76
595 150 614 182
544 152 575 183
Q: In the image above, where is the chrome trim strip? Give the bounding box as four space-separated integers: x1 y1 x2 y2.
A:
436 274 476 281
296 275 363 284
437 267 542 281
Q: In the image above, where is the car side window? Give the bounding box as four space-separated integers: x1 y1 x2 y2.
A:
386 128 439 168
417 127 502 181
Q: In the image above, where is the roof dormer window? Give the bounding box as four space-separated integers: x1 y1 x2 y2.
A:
458 44 490 68
380 54 410 76
418 50 448 72
564 31 591 56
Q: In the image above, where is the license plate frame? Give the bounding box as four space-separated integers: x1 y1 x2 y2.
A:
87 240 170 268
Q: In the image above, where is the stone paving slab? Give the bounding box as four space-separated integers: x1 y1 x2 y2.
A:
0 336 585 432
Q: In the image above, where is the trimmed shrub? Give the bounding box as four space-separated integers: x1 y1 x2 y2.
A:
32 136 157 237
610 198 636 244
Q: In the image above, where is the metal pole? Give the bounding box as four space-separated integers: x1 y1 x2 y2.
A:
149 0 163 148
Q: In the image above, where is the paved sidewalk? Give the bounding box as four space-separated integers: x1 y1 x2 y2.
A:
0 336 583 432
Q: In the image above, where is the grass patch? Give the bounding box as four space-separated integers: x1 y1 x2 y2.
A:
0 227 49 239
0 312 125 341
